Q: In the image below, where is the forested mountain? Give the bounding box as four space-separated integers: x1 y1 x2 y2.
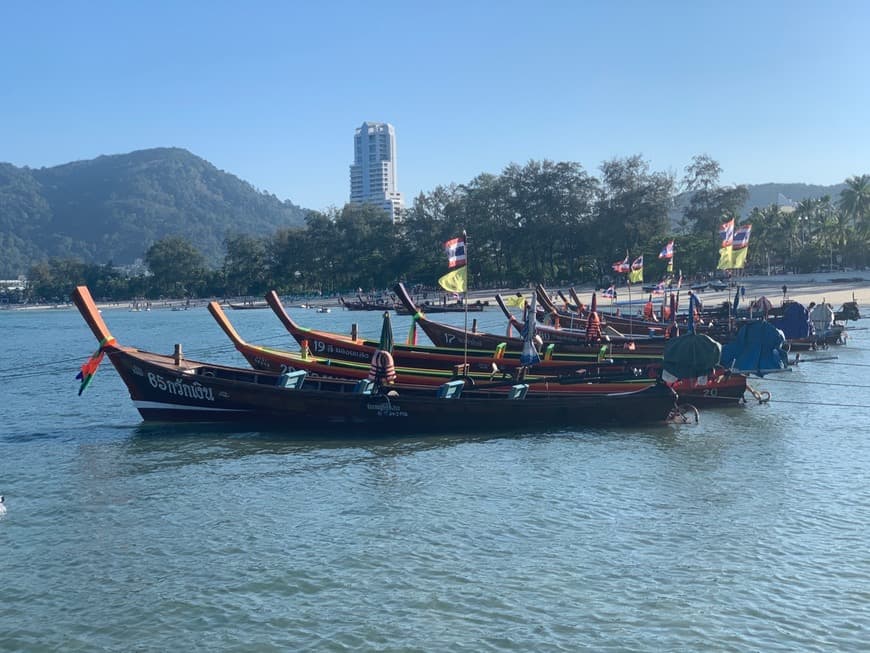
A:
0 146 853 282
0 148 307 277
670 182 846 226
742 182 847 215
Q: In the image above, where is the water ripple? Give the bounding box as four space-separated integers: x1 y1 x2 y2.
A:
2 317 870 650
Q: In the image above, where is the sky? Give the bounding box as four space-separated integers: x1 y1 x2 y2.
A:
2 0 869 211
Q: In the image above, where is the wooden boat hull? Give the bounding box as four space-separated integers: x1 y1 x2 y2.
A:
228 301 269 310
338 295 395 311
209 300 666 390
394 301 486 315
104 347 678 429
261 291 662 377
394 284 664 358
70 286 679 432
256 292 740 406
666 371 747 407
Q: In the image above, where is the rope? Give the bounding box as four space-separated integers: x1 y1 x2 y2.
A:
745 382 771 404
669 403 700 423
759 398 870 409
0 355 87 374
758 377 870 389
0 339 247 383
803 360 870 368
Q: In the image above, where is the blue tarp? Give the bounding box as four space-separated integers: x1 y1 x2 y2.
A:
721 321 789 377
769 301 812 339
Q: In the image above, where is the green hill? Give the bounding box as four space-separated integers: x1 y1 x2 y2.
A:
741 182 846 214
0 148 307 277
669 181 846 228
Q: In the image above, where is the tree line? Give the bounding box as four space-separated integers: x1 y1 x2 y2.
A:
9 155 869 304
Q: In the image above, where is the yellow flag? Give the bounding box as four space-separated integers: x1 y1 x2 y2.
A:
628 267 643 284
438 266 467 293
717 246 733 270
731 246 748 269
504 294 525 308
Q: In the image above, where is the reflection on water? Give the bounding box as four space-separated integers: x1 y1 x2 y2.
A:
2 310 870 650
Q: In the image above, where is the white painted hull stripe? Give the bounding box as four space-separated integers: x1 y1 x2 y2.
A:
133 400 247 413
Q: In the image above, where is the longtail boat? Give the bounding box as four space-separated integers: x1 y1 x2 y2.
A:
263 290 658 378
393 283 663 359
549 285 689 336
256 289 745 407
338 294 396 311
493 293 667 355
394 299 487 315
228 299 269 310
71 286 680 431
209 300 664 391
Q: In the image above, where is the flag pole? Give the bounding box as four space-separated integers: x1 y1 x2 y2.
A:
462 229 468 368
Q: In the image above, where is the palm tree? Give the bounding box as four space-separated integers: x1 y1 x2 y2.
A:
793 197 817 250
839 174 870 230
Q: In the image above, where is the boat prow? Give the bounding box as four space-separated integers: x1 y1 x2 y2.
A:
71 286 116 344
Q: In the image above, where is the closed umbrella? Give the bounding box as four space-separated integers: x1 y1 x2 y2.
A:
368 311 396 387
379 311 394 353
520 293 541 366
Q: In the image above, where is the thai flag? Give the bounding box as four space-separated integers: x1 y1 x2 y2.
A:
444 237 467 268
732 224 752 249
631 255 644 271
719 218 735 247
602 286 617 299
658 240 674 259
652 282 665 296
612 254 630 273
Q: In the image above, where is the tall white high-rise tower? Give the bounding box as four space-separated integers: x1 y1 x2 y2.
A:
349 121 404 221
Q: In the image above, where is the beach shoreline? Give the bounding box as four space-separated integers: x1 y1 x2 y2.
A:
469 272 870 314
3 271 869 313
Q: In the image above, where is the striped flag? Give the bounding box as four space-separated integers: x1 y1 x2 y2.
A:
444 236 467 268
719 218 735 247
732 224 752 249
611 253 630 273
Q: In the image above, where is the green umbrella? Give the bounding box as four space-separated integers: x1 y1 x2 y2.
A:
379 311 394 353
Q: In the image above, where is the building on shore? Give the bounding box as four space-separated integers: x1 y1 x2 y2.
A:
349 121 404 221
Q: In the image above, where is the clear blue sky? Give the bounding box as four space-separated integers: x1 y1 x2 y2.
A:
3 0 868 211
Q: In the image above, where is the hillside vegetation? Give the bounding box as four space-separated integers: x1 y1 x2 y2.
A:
0 148 306 277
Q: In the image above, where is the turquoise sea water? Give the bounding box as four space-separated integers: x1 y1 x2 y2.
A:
1 304 869 651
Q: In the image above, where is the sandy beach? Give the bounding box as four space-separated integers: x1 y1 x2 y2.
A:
3 271 869 314
469 271 870 315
